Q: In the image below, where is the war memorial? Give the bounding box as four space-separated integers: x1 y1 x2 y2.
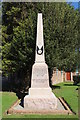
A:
7 13 73 115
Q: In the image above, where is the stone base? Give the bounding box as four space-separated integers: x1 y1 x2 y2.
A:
29 87 54 96
24 95 57 110
7 96 74 115
7 97 73 115
24 87 57 110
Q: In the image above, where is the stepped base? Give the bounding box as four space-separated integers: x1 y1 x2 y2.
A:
24 87 57 110
29 87 54 96
24 96 57 110
7 97 73 115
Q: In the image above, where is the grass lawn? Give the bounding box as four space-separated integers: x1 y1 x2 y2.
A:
53 82 78 114
2 92 17 116
0 92 2 119
2 82 79 119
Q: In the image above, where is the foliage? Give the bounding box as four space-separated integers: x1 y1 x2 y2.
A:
0 2 1 70
2 3 79 90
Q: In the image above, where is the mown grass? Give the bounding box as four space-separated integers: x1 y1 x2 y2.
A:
0 92 2 119
53 82 78 114
2 92 17 114
2 82 79 119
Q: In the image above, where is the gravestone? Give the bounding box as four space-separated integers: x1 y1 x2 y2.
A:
24 13 57 111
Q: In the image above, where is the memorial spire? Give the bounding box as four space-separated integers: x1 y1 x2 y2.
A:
35 13 45 63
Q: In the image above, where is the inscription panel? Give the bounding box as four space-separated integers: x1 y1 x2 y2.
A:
31 65 49 88
33 66 48 79
32 79 49 88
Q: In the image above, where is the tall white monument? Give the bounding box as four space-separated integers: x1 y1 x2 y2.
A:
24 13 57 111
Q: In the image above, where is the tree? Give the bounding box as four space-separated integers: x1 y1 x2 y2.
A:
0 2 2 71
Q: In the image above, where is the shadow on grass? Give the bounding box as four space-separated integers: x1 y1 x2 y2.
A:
2 77 29 101
17 91 28 107
51 85 61 90
64 84 74 86
64 84 80 87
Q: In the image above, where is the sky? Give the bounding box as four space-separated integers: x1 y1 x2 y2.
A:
71 2 79 9
0 0 79 9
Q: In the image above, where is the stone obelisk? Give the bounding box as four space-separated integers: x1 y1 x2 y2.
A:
24 13 57 111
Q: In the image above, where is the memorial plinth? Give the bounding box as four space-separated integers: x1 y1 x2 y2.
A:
24 13 57 111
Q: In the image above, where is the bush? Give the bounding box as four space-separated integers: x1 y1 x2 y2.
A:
73 75 80 85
